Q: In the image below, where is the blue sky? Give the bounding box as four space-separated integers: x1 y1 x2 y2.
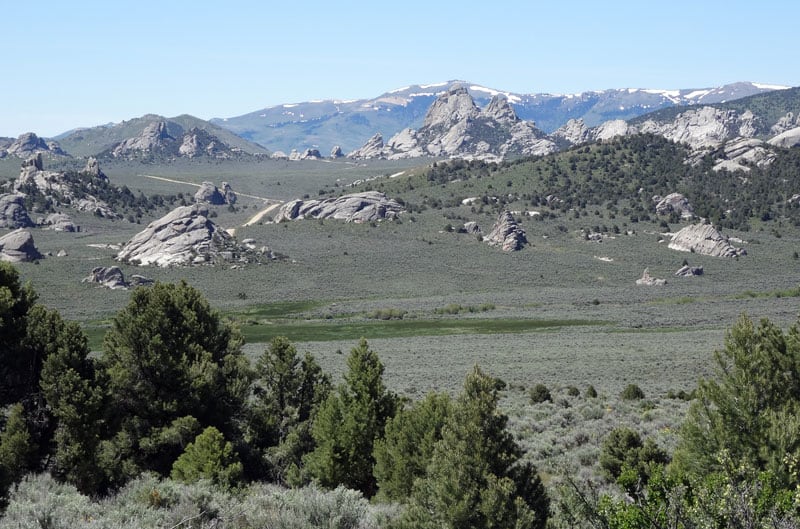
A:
1 0 797 138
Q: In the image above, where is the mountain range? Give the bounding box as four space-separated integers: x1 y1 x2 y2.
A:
0 80 793 164
210 80 787 153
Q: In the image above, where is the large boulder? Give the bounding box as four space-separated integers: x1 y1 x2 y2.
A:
347 133 385 159
82 266 129 289
485 211 527 251
668 223 746 257
112 121 174 157
712 137 776 172
0 194 35 229
194 181 236 205
273 191 404 223
117 204 250 267
674 265 704 277
0 229 42 262
194 182 226 205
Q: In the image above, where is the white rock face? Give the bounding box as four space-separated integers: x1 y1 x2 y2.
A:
552 119 592 145
768 126 800 148
273 191 404 223
654 193 694 219
712 137 776 172
5 132 66 157
113 121 173 157
638 107 757 149
117 204 248 267
485 211 527 251
593 120 632 142
349 86 555 160
347 133 385 159
668 223 746 257
770 112 800 135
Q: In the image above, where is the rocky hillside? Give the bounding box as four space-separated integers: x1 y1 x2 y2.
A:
0 132 67 159
211 80 784 154
55 114 269 158
348 86 556 161
553 87 800 172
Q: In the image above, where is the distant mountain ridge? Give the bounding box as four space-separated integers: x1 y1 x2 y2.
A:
55 114 269 158
210 80 787 153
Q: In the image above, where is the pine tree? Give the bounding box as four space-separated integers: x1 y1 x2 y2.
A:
305 338 397 498
399 366 549 529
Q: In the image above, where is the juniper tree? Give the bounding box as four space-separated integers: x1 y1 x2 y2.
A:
99 281 252 485
674 314 800 488
246 336 330 485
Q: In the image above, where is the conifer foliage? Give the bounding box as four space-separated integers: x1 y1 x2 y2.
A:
305 338 397 498
398 366 549 529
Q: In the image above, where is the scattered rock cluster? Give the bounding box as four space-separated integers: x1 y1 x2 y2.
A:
636 268 666 286
0 132 66 158
109 121 240 160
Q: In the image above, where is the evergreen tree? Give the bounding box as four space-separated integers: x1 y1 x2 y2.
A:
99 281 252 484
0 404 36 504
399 366 549 529
0 262 38 406
305 338 397 498
373 391 452 501
673 314 800 488
36 305 105 494
171 426 243 489
246 336 330 484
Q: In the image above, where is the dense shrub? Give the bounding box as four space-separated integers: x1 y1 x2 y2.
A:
620 384 645 400
530 384 552 404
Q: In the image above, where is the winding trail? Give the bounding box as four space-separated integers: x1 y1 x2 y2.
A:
138 174 284 230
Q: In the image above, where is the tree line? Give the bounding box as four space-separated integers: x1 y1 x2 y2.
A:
0 262 547 528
